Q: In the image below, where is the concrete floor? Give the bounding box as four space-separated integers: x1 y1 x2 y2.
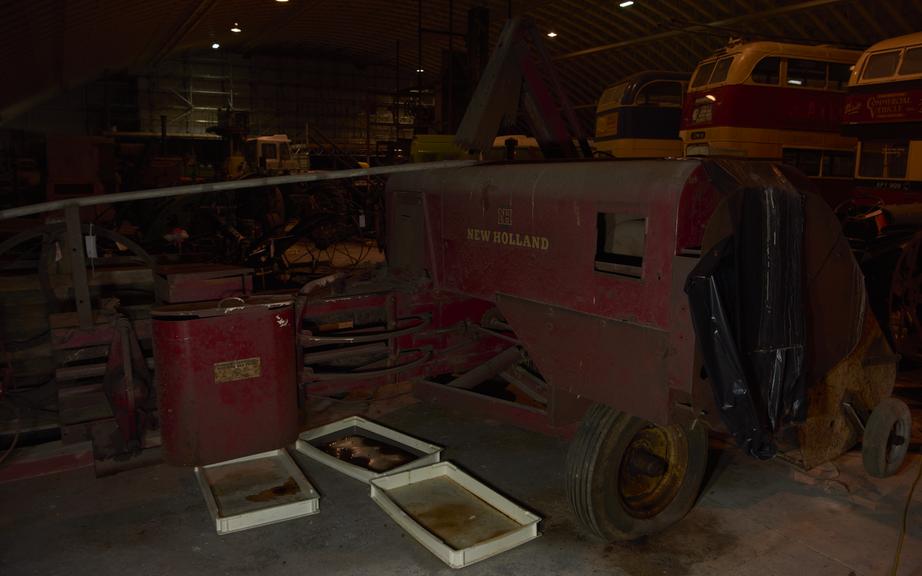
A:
1 400 921 576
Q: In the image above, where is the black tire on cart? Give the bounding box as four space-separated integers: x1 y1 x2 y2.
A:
565 404 708 541
862 397 912 478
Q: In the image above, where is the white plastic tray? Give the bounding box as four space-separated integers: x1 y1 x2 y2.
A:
194 448 319 535
370 462 541 569
295 416 442 483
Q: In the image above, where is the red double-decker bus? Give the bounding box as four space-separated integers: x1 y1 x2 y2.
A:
680 40 860 203
842 32 922 201
840 32 922 360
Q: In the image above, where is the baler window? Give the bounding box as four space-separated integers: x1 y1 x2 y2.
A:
595 213 645 278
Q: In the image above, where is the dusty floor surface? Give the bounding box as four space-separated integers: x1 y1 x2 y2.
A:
1 391 920 576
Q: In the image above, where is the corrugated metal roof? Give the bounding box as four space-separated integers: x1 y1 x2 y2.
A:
2 0 921 123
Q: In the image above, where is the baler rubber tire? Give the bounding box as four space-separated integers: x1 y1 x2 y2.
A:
565 404 708 541
862 397 912 478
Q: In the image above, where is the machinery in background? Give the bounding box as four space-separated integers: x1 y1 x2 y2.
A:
0 211 260 473
594 71 689 158
453 17 591 159
409 14 589 165
0 133 119 223
245 134 310 175
209 109 310 178
0 126 374 474
208 108 250 180
409 134 542 163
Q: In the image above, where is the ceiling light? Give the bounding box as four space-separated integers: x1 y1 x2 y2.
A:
547 31 558 38
416 68 425 73
619 1 634 7
275 0 289 2
787 78 803 85
705 94 716 101
211 42 220 49
231 23 242 33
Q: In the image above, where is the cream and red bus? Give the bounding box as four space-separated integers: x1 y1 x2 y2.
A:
594 71 689 158
680 40 860 203
840 32 922 360
842 32 922 201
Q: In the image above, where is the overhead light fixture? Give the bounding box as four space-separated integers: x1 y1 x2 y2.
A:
787 78 803 85
547 31 558 38
231 23 242 33
275 0 289 2
416 68 425 73
705 94 716 101
619 1 634 7
211 42 220 49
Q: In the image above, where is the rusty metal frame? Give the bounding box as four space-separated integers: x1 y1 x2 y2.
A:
300 314 431 345
304 347 433 381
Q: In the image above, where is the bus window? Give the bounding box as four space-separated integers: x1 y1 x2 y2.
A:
691 61 716 88
750 56 780 84
787 59 827 88
784 148 855 178
822 151 855 178
599 84 628 108
280 143 291 160
899 46 922 75
710 57 733 84
782 148 822 176
828 63 852 90
862 51 900 80
636 81 683 106
859 140 908 179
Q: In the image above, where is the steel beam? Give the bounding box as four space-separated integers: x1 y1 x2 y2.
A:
555 0 850 61
0 160 477 220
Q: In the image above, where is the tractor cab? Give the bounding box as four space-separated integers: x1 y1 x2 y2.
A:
245 134 308 175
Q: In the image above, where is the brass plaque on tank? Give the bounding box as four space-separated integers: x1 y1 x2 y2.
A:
214 357 261 382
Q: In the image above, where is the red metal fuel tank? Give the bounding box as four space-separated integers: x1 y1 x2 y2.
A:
152 295 298 466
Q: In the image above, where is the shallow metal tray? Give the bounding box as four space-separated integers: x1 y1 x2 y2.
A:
370 462 540 568
295 416 442 483
194 448 319 535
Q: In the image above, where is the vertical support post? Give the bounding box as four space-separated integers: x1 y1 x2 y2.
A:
394 40 400 143
417 0 423 102
64 205 93 330
365 99 371 166
160 114 167 155
448 0 454 133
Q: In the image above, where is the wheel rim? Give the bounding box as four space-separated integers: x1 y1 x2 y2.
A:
617 424 689 519
885 418 909 467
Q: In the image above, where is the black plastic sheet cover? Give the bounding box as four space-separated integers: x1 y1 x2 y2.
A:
686 236 774 458
686 162 807 458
